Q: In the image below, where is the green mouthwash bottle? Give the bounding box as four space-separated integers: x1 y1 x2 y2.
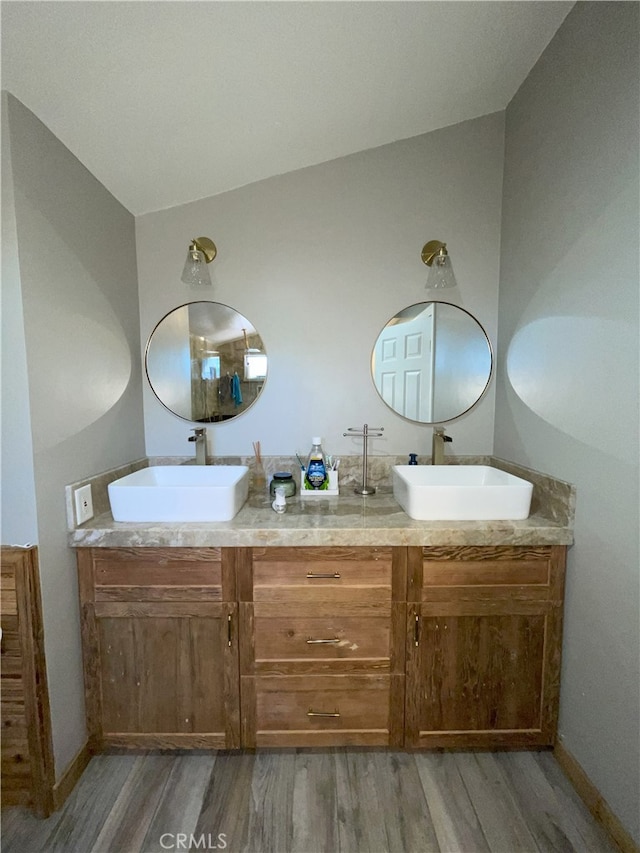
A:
305 437 328 490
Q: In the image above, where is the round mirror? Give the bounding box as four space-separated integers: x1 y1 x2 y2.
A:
371 301 492 424
145 301 267 423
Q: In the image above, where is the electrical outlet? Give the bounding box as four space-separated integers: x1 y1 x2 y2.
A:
74 484 94 525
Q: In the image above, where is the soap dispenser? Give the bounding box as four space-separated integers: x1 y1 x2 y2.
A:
272 486 287 513
408 453 418 465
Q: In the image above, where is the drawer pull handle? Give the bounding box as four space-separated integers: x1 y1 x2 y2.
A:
414 614 420 647
307 709 340 717
306 637 340 645
306 572 341 579
227 614 232 647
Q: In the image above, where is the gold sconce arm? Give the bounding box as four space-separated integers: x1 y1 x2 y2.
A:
421 239 448 266
190 236 217 263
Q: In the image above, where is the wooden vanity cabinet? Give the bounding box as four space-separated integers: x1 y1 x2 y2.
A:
237 546 406 747
76 543 566 752
77 548 240 750
405 545 566 749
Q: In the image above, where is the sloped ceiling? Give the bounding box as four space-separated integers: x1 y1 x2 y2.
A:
1 1 573 215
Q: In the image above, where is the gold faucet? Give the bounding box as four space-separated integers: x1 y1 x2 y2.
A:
431 427 453 464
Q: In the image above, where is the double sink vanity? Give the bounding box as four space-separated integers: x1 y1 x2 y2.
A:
68 296 574 755
69 454 574 755
106 460 534 524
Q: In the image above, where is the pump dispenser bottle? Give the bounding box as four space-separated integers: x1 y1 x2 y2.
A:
305 437 328 490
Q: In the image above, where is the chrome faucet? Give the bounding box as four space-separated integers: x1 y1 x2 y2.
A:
431 427 452 464
188 428 207 465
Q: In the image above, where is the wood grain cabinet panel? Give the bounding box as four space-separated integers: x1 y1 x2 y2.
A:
77 543 566 753
409 545 562 601
248 546 396 603
405 546 566 749
243 601 394 675
77 549 240 751
239 547 406 748
1 547 55 815
88 547 231 601
95 602 238 748
243 674 394 747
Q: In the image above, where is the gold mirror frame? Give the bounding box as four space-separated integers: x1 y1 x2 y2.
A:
371 300 493 424
145 301 268 423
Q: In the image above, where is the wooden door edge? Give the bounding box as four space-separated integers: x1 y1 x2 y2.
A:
2 546 56 817
51 740 92 813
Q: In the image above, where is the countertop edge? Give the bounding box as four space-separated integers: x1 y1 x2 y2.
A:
68 516 574 549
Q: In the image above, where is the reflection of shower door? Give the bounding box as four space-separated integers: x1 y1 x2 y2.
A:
374 307 434 421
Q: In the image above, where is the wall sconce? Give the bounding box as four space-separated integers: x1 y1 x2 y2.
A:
421 239 457 290
181 237 217 287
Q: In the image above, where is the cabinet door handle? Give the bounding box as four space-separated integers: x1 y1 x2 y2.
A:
227 614 232 647
414 614 420 647
307 709 340 717
306 572 341 579
306 637 340 645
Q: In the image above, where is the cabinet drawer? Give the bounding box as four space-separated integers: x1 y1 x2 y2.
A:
251 547 392 603
85 548 230 601
248 674 392 746
410 546 565 602
251 602 391 673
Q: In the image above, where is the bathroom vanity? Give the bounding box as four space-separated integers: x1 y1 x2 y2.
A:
71 476 572 754
67 299 574 754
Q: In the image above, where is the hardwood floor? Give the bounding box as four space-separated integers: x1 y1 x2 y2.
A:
1 749 618 853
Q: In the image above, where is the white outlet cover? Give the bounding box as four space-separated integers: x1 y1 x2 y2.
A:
74 484 94 524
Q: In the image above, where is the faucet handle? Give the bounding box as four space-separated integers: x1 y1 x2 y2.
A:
188 427 206 441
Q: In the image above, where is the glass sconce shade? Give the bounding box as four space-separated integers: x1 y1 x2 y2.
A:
181 247 212 287
426 252 457 290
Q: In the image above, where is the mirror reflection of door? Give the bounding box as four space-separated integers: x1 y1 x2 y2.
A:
371 301 492 424
373 303 435 421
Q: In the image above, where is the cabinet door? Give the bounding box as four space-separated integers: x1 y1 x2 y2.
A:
406 599 561 748
405 545 565 749
77 548 240 750
87 601 240 749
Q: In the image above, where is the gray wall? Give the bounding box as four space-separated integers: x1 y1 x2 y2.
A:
495 2 639 841
136 112 505 462
1 94 38 545
3 94 146 777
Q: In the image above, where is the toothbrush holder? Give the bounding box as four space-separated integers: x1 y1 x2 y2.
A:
300 468 339 497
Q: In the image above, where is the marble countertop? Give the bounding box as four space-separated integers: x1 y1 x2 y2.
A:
69 490 574 549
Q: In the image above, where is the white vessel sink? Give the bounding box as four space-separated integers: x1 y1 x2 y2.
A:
108 465 250 522
392 465 533 521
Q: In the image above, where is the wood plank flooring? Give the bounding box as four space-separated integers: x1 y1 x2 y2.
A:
1 749 618 853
